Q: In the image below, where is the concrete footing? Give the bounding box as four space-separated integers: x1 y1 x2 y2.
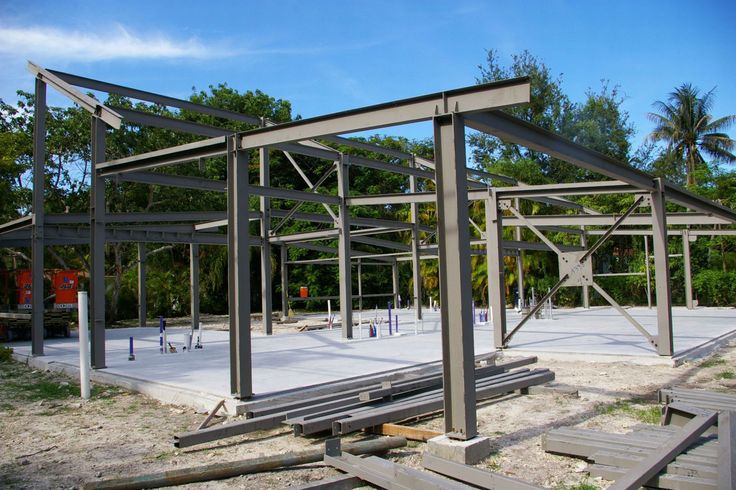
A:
426 434 491 465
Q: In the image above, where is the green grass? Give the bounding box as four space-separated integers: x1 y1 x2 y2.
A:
716 370 735 380
700 356 726 368
0 345 13 362
595 400 661 424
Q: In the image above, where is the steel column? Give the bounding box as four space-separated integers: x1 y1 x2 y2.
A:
514 198 525 310
357 259 363 313
392 259 399 308
280 245 289 319
651 178 673 355
337 155 353 339
486 191 507 349
227 136 252 398
259 141 272 335
644 235 652 309
190 244 200 332
409 165 423 320
580 228 590 309
434 114 477 440
90 117 107 368
31 77 46 356
682 230 693 310
137 243 146 327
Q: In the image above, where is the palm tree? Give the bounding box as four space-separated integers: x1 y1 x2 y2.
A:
648 84 736 185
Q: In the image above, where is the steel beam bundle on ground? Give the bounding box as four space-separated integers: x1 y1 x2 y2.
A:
173 356 543 448
543 414 731 489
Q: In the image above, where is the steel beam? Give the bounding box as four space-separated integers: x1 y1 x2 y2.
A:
90 117 107 369
718 410 735 489
337 155 353 339
651 178 674 356
500 213 732 227
465 111 655 191
580 228 589 308
410 164 423 320
31 77 46 356
190 244 200 333
228 136 252 398
49 68 261 125
392 259 400 308
260 141 273 335
97 137 226 176
515 198 526 310
486 191 507 348
496 180 636 198
28 62 122 129
682 230 694 310
280 245 289 319
664 181 736 223
117 172 226 192
138 243 147 327
349 155 434 179
347 192 436 206
351 235 411 252
434 114 477 440
240 78 530 149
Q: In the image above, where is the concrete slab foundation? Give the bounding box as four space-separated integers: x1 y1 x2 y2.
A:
7 306 736 413
426 434 491 465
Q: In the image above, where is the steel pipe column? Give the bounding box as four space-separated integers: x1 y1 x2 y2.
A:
514 198 525 310
280 245 288 319
682 230 694 310
31 77 46 356
259 142 273 335
580 228 590 309
434 114 477 440
137 243 146 327
651 178 674 355
90 117 107 368
392 259 399 309
227 136 252 398
190 243 200 332
337 155 353 339
409 166 423 320
486 190 507 349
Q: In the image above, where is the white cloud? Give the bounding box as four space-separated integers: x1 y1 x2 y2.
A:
0 24 219 61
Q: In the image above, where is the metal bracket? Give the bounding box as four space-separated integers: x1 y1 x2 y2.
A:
498 199 512 210
638 194 652 208
558 252 593 286
325 438 342 457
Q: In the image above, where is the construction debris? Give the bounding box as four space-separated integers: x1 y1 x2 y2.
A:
84 436 406 490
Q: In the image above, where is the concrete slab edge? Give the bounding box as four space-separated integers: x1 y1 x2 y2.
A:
671 329 736 366
10 351 245 415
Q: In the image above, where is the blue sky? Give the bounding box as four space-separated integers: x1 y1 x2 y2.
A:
1 0 734 151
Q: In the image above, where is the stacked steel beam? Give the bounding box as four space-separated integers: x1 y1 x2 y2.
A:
175 356 553 448
544 425 721 489
659 387 736 412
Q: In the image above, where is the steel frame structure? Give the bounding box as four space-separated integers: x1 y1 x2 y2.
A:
3 62 736 442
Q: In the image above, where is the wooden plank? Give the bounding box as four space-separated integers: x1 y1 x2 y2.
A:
608 412 718 490
366 423 442 442
284 474 364 490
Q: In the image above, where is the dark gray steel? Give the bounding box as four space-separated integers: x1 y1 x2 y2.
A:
608 412 718 490
31 77 46 356
239 78 531 149
486 190 507 348
465 110 656 191
28 62 122 129
409 163 422 320
190 244 200 333
259 138 273 336
423 453 543 490
49 68 261 125
718 410 735 489
682 230 694 310
90 117 107 368
228 136 252 398
138 243 146 327
516 198 526 310
337 155 353 338
434 114 476 440
580 228 589 308
281 245 289 319
117 172 226 192
652 178 674 355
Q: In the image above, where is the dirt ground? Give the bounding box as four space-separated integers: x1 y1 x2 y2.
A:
1 337 735 490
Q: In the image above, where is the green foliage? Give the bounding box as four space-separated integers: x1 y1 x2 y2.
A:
554 481 599 490
0 345 13 362
700 355 726 368
716 371 735 380
692 269 736 306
